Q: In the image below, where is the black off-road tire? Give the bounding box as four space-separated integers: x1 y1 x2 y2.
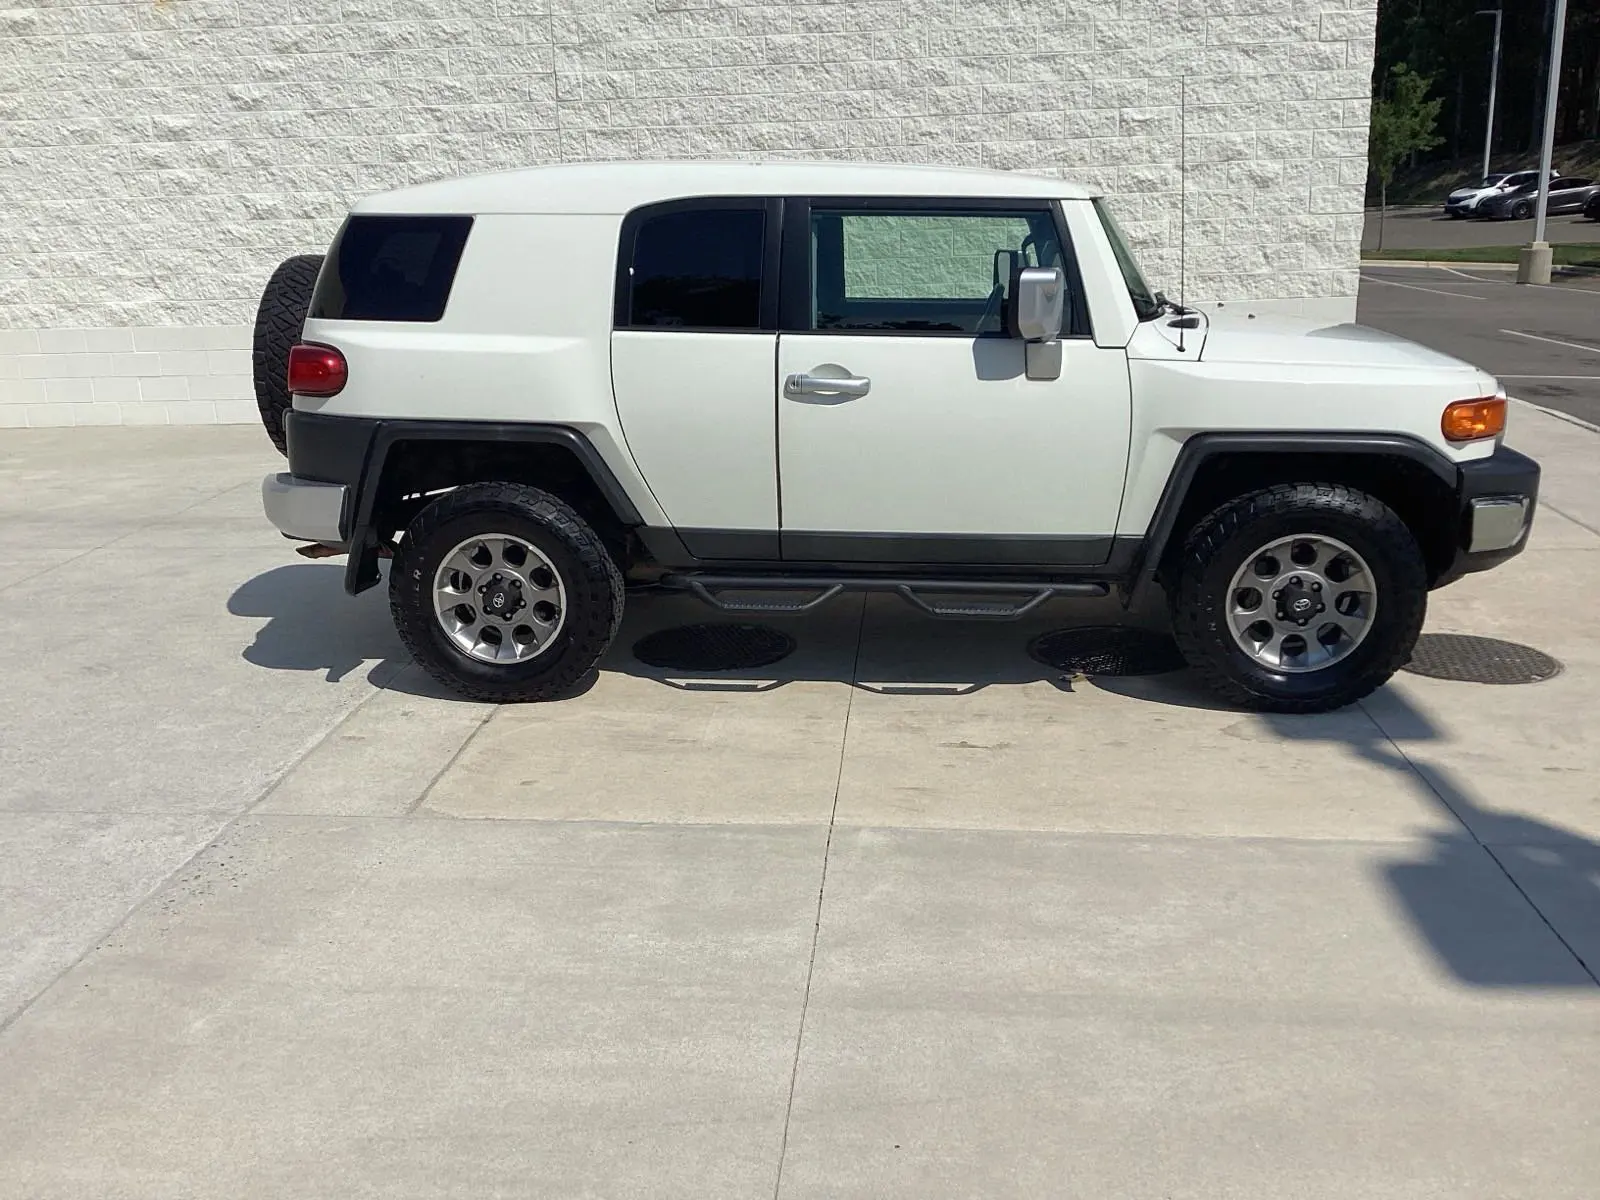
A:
391 483 624 702
1169 484 1427 714
251 253 324 456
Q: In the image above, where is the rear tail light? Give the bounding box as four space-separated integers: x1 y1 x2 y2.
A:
1441 397 1506 442
286 343 347 397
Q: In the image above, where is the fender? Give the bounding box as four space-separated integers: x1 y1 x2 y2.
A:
1128 432 1460 606
284 413 645 594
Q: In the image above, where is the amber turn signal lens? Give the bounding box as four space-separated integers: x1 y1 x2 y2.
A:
1441 397 1506 442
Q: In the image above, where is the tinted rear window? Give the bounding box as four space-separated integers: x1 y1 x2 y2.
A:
623 208 764 330
309 215 473 322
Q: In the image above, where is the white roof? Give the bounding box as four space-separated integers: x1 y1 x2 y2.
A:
354 160 1097 216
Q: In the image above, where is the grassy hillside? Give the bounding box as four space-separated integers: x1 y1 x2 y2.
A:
1369 139 1600 207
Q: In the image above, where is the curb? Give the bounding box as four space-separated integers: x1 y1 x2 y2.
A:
1513 397 1600 435
1360 258 1600 277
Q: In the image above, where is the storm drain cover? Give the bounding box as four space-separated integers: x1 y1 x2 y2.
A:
1402 634 1563 685
1028 626 1187 677
632 623 796 672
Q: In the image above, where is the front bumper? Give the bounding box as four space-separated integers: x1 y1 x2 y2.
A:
1440 445 1539 584
261 472 348 545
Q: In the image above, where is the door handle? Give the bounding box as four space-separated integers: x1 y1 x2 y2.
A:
785 372 871 399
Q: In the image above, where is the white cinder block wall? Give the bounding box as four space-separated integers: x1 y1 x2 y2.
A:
0 0 1377 429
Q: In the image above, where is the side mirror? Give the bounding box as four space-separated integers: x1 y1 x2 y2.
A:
1007 265 1066 380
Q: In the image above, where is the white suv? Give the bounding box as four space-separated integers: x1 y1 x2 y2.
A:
1444 169 1557 218
258 161 1538 713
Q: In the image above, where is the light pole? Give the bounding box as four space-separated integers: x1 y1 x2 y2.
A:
1518 0 1569 285
1476 7 1502 182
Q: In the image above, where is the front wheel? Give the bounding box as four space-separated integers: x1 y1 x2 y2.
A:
391 483 624 702
1169 484 1426 713
1512 201 1533 220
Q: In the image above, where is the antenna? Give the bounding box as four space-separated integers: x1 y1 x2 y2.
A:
1177 73 1188 353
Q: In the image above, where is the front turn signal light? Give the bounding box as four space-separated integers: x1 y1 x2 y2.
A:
1442 397 1506 442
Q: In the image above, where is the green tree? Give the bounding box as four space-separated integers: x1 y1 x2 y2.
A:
1369 64 1445 248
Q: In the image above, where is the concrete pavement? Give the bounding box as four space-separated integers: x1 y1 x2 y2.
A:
2 416 1598 1198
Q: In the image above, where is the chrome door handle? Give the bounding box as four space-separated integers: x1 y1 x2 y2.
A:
785 372 871 398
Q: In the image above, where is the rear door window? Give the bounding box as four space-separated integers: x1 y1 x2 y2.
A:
618 204 767 331
309 215 473 322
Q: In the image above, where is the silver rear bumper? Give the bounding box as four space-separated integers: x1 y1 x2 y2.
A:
261 472 348 545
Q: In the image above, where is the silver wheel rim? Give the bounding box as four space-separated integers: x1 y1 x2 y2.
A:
431 533 567 665
1224 534 1377 674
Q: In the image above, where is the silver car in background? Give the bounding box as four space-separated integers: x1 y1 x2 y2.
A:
1478 176 1598 220
1443 169 1554 218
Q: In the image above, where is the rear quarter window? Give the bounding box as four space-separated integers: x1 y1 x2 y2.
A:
309 215 473 322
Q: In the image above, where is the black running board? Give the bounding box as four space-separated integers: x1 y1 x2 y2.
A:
659 574 1110 621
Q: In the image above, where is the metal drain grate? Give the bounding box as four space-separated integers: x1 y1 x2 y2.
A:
632 623 796 672
1028 626 1188 677
1402 634 1563 685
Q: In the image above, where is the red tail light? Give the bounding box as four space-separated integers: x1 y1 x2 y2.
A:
286 343 347 397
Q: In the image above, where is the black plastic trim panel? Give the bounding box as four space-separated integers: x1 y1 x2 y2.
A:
1129 432 1463 604
290 415 647 595
1440 444 1541 584
781 530 1114 566
285 410 377 493
633 527 1139 577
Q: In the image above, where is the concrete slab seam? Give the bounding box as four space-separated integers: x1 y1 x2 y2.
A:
771 596 867 1200
0 661 410 1041
404 703 497 816
1356 700 1600 990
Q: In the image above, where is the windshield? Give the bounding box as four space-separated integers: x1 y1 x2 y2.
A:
1092 198 1161 321
1481 174 1511 188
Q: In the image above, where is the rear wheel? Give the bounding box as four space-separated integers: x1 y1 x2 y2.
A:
1169 484 1427 713
390 483 624 702
251 254 323 456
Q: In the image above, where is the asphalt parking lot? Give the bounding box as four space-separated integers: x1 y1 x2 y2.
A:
4 397 1600 1189
1359 263 1600 426
1362 206 1599 251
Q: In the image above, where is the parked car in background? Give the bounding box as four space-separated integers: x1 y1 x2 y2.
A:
1443 170 1556 218
1584 191 1600 221
1478 176 1597 220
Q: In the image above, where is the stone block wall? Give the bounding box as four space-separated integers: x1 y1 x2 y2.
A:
0 0 1377 428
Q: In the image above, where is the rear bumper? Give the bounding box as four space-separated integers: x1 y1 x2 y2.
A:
261 472 348 545
1438 445 1539 584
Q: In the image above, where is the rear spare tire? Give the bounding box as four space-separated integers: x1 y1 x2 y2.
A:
251 254 323 456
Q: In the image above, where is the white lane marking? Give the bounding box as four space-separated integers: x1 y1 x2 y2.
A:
1362 276 1487 300
1500 328 1600 356
1438 266 1502 282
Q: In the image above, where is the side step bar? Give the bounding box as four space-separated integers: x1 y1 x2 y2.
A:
659 573 1110 621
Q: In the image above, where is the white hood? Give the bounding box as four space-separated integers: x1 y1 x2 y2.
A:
1200 317 1483 374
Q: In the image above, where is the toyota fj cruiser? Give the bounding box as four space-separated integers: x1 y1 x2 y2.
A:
257 161 1538 713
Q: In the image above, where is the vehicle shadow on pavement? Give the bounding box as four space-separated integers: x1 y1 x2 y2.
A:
1099 670 1600 990
229 563 408 687
228 563 596 701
